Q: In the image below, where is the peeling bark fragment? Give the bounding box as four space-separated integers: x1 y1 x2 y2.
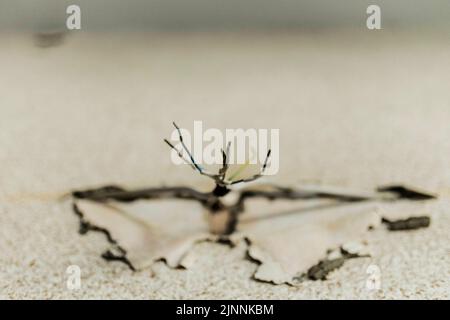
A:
382 216 431 231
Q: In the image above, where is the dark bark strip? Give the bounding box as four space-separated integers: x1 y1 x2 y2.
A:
306 250 369 281
382 216 431 231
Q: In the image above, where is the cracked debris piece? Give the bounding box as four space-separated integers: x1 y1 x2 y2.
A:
73 199 213 270
239 201 380 284
382 216 430 231
376 200 433 230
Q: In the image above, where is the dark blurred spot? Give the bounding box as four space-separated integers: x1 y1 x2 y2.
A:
33 31 65 48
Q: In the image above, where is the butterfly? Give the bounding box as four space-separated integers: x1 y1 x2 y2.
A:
71 122 436 284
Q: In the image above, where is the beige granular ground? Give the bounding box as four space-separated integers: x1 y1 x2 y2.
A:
0 31 449 299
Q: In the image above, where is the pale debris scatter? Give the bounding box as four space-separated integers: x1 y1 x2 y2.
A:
72 184 434 285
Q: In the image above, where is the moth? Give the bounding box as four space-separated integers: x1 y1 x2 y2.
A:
71 122 436 284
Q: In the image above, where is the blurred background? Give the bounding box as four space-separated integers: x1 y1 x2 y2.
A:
1 0 449 193
1 0 450 31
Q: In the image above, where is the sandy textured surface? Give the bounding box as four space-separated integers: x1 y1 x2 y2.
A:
0 31 449 299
